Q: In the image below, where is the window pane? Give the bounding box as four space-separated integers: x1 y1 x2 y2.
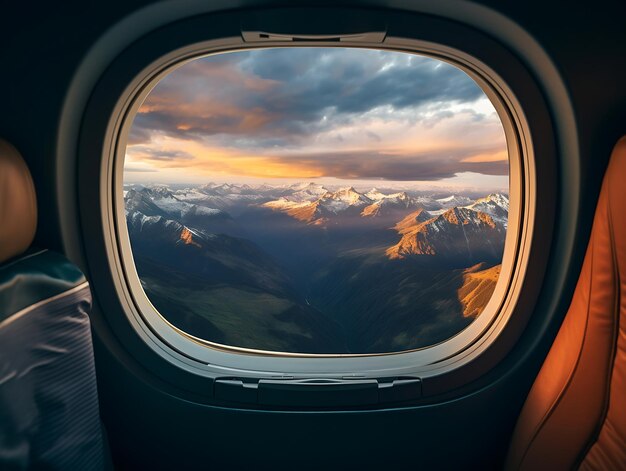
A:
123 48 509 354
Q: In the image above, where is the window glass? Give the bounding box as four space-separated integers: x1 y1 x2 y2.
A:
123 48 509 354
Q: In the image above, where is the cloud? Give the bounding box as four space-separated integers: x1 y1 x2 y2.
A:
460 149 508 163
366 131 381 142
130 48 486 149
129 146 195 162
238 49 482 116
123 166 158 173
256 146 509 181
127 126 152 146
125 48 508 183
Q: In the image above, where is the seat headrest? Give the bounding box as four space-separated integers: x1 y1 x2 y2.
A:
0 139 37 264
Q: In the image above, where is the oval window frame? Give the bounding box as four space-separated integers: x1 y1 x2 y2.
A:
114 43 527 374
74 7 557 400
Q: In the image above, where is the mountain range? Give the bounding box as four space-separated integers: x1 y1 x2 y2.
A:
124 181 509 353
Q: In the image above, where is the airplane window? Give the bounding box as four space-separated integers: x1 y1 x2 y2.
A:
121 47 510 355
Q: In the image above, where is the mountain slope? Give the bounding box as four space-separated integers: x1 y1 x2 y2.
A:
361 192 413 217
126 211 290 293
386 207 506 263
457 263 502 317
126 209 348 353
308 252 502 353
392 208 433 232
124 182 509 354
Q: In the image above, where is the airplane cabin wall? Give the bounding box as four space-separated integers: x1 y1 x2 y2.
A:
0 1 625 468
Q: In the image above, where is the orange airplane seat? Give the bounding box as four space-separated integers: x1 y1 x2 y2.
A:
0 139 107 469
506 136 626 470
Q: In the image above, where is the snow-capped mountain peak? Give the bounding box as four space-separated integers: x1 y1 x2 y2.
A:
318 187 372 212
360 191 413 217
365 188 386 201
381 191 409 203
463 193 509 228
324 187 370 203
125 185 227 226
436 194 473 208
478 193 509 211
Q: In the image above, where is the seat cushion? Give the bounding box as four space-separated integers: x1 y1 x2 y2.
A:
0 138 37 264
0 249 105 470
506 136 626 470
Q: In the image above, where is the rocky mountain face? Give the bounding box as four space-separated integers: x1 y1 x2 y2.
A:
465 193 510 228
386 206 506 264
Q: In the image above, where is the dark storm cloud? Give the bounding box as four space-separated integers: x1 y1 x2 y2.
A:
130 48 485 148
237 48 482 116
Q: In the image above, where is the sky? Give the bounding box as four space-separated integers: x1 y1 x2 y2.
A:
124 47 508 191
